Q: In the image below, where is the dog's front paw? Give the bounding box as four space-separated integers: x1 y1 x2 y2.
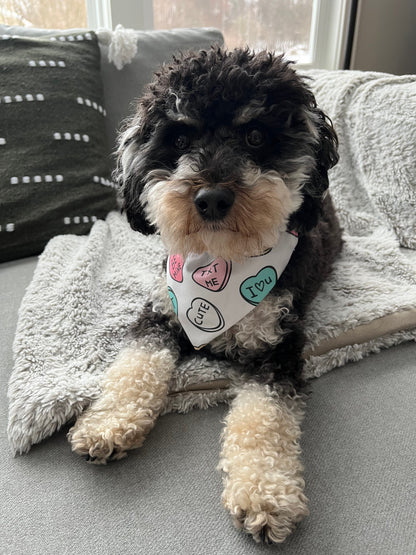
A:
67 345 175 464
219 382 308 543
222 475 309 543
68 407 152 464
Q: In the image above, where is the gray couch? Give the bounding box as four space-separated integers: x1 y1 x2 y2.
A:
1 26 415 555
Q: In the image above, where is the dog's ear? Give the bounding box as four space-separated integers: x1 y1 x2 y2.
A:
289 109 338 232
122 176 157 236
114 113 157 235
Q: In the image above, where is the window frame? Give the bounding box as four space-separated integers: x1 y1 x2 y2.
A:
309 0 353 70
86 0 353 70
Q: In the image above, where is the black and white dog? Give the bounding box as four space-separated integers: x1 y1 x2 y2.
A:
69 48 342 543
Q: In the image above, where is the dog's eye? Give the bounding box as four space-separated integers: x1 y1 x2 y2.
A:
173 133 191 151
246 127 265 148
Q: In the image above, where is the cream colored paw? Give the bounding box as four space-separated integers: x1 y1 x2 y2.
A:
219 382 308 543
68 345 175 464
222 475 309 543
68 407 153 464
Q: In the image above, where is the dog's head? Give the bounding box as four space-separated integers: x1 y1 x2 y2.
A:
116 48 338 260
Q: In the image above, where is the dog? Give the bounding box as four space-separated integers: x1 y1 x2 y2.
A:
68 47 343 543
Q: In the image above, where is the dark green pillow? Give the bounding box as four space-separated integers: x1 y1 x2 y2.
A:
0 31 117 262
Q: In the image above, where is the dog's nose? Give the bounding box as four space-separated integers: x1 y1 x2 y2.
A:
194 187 235 221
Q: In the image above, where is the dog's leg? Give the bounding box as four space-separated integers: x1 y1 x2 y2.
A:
219 381 308 543
68 343 176 464
68 305 179 464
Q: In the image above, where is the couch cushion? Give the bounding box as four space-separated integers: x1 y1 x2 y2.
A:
0 31 117 262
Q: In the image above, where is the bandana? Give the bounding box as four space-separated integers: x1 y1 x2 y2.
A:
167 231 298 349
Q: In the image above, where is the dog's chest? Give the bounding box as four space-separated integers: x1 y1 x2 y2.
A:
208 290 294 355
152 276 293 356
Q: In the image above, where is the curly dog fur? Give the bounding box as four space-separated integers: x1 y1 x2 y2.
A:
68 47 342 543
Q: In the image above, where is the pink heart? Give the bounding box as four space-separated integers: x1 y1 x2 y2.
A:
192 258 231 292
169 254 184 283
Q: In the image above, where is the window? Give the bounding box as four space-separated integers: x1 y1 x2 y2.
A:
1 0 353 70
0 0 87 29
103 0 353 70
152 0 315 65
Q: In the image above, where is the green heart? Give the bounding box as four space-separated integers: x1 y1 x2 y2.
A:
240 266 277 306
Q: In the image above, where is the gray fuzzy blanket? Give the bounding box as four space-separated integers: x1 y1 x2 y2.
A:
8 70 416 455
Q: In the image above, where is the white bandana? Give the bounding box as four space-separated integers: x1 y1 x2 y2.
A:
167 231 298 349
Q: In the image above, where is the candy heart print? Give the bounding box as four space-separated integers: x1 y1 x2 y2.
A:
167 287 178 315
166 232 297 348
186 298 225 332
169 254 184 283
240 266 277 306
192 258 231 292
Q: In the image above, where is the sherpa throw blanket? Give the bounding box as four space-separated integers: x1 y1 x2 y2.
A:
8 70 416 455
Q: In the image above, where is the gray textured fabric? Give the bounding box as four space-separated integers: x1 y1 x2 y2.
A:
306 69 416 249
0 257 38 404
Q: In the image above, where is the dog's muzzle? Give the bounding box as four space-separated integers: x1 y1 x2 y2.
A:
194 187 235 221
